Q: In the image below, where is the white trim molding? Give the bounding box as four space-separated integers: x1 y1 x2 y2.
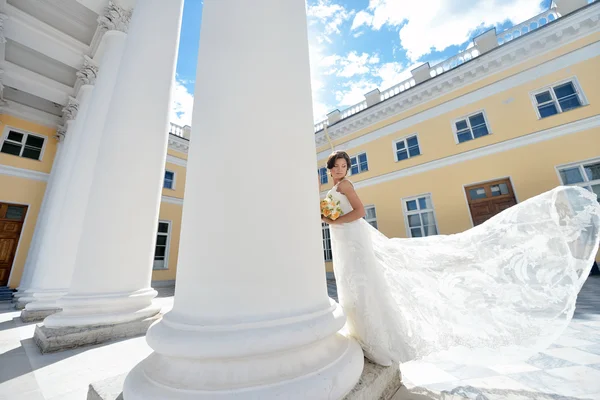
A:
320 114 600 195
315 4 600 151
166 154 187 167
0 99 62 128
0 164 49 182
161 195 183 205
168 134 189 154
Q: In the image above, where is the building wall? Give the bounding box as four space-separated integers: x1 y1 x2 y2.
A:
319 27 600 272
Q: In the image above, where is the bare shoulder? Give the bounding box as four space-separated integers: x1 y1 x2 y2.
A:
337 179 355 194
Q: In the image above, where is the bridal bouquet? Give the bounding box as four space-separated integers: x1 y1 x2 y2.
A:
321 194 344 221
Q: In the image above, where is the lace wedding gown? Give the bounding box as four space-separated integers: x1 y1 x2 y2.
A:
327 181 600 366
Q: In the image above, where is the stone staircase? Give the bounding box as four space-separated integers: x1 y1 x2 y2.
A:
0 286 15 310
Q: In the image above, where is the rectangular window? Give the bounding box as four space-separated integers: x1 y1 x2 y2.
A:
403 194 439 238
533 80 585 119
322 222 332 262
454 112 490 143
557 158 600 201
363 205 378 229
394 135 421 162
154 221 171 269
164 170 175 189
0 129 45 160
318 167 328 185
350 152 368 175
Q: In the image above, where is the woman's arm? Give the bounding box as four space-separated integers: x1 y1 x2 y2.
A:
327 180 365 224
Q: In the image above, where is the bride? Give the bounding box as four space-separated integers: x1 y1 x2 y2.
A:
320 150 600 367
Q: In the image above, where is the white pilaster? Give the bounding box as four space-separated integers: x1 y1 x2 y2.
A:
123 1 364 399
43 0 184 329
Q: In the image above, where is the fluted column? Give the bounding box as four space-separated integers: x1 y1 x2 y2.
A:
39 0 183 344
123 1 364 399
19 5 131 318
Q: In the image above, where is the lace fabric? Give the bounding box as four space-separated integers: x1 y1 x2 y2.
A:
328 183 600 365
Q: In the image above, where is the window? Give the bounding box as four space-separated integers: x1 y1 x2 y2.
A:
533 80 585 119
394 135 421 162
164 170 175 189
557 158 600 201
363 205 378 229
322 222 332 261
154 221 171 269
0 129 45 160
403 194 439 238
318 167 328 185
350 152 368 175
454 112 490 143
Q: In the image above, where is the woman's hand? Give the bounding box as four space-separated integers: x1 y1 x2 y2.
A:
321 216 336 225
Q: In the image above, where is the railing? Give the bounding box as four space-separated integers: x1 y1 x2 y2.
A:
340 101 368 119
169 122 184 137
497 7 559 45
314 119 329 133
380 78 416 102
430 46 480 78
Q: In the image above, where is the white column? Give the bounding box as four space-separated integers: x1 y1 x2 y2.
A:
20 85 94 315
43 0 183 329
124 1 364 399
22 31 127 313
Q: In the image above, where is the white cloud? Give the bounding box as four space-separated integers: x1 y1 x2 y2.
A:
320 51 381 78
335 79 379 106
307 0 354 43
170 78 194 127
353 0 544 61
373 62 412 91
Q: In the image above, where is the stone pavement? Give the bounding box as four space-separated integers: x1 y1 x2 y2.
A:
0 276 598 400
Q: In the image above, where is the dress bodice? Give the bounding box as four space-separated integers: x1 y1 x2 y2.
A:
327 180 354 216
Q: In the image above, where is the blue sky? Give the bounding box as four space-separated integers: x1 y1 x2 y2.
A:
171 0 553 126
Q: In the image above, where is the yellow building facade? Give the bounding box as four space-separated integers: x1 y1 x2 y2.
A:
316 2 600 272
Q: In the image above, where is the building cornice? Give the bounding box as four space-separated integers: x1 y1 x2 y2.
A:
0 99 62 127
161 195 183 205
166 154 187 167
315 3 600 148
168 133 189 154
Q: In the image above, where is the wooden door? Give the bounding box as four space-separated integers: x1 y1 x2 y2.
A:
465 179 517 226
0 203 28 286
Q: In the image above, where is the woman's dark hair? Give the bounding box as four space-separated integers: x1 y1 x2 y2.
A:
326 151 351 173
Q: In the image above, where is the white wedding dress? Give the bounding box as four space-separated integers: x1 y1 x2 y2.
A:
327 180 600 366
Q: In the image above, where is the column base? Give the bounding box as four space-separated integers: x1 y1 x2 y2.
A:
33 313 161 354
90 357 401 400
20 308 61 323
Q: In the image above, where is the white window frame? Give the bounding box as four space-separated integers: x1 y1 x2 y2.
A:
153 220 171 270
318 167 328 185
451 110 492 144
0 126 47 161
401 193 439 238
555 156 600 200
322 222 332 262
530 77 588 120
363 205 378 229
349 152 368 175
393 133 421 162
164 170 176 190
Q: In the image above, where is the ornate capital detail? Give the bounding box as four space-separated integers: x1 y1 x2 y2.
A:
97 1 132 33
0 14 7 45
76 56 99 86
62 97 79 123
55 125 67 141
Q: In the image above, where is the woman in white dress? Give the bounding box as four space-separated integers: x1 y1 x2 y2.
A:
321 151 600 367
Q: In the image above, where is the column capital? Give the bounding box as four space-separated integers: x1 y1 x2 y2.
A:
97 1 133 33
55 125 67 141
76 56 99 87
0 13 8 44
62 96 79 123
